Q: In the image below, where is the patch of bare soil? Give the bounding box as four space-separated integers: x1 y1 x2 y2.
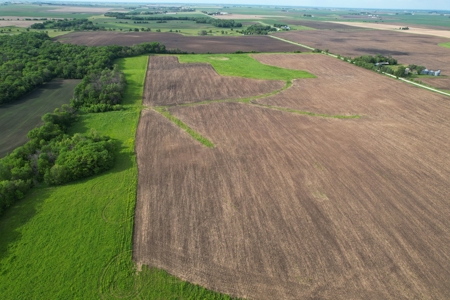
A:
328 21 450 39
143 56 284 106
0 20 42 27
46 6 124 13
55 31 308 53
134 53 450 299
214 14 287 20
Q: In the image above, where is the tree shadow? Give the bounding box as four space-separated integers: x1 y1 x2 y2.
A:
0 188 53 265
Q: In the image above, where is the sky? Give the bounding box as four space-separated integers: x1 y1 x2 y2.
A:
71 0 450 10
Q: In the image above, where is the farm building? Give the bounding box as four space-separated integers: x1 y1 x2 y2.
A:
421 69 442 76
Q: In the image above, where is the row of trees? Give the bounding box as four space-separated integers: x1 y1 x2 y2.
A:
104 12 242 28
30 19 100 31
0 105 115 214
0 32 178 105
241 24 277 35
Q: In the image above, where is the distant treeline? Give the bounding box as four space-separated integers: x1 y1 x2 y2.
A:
104 12 242 28
241 24 277 35
30 19 100 31
0 32 182 106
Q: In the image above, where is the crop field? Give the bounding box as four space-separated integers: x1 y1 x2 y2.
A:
55 31 307 53
134 53 450 299
144 56 285 106
276 29 450 90
0 79 79 158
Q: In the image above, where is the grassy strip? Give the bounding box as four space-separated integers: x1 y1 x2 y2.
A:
177 53 315 80
154 106 214 148
438 42 450 48
0 55 231 299
255 103 361 119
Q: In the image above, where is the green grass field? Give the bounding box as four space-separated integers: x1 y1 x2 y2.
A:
439 42 450 48
0 79 79 158
0 55 233 299
177 53 315 80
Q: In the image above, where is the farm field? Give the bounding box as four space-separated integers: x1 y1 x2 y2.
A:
134 53 450 299
0 79 79 158
328 21 450 38
55 31 307 53
0 56 231 299
276 29 450 90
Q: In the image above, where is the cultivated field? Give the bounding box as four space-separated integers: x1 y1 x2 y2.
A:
144 56 285 106
329 21 450 38
0 79 79 158
55 31 307 53
134 53 450 299
276 29 450 90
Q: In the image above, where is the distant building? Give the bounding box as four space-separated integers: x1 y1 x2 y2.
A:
435 70 441 76
421 68 429 75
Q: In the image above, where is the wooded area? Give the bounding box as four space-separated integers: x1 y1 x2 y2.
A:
0 32 171 105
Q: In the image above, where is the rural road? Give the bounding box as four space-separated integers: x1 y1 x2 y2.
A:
270 35 450 98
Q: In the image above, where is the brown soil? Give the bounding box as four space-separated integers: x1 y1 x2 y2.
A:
0 20 42 27
329 22 450 39
276 29 450 88
283 20 366 30
134 53 450 299
420 77 450 90
46 6 124 13
214 14 287 20
54 31 308 53
143 56 284 106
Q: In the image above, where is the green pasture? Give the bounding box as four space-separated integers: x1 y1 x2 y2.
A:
177 53 315 80
439 42 450 48
0 55 233 299
0 79 79 158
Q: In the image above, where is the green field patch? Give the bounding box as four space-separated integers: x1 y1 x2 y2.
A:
0 79 79 158
0 55 231 299
438 42 450 48
177 53 315 80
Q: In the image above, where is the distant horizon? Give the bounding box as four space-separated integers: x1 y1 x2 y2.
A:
24 0 450 11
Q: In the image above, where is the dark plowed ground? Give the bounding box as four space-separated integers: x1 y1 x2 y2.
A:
143 56 284 106
55 31 308 53
276 29 450 89
134 54 450 300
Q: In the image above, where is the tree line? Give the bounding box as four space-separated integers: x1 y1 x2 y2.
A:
0 32 182 106
0 32 179 215
30 19 101 31
104 12 242 28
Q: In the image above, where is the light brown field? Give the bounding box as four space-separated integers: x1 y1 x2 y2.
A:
46 6 126 13
214 14 287 20
329 21 450 38
0 20 41 27
143 56 284 106
134 53 450 299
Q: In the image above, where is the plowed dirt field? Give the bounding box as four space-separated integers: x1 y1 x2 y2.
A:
144 56 285 106
55 31 307 53
134 54 450 300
